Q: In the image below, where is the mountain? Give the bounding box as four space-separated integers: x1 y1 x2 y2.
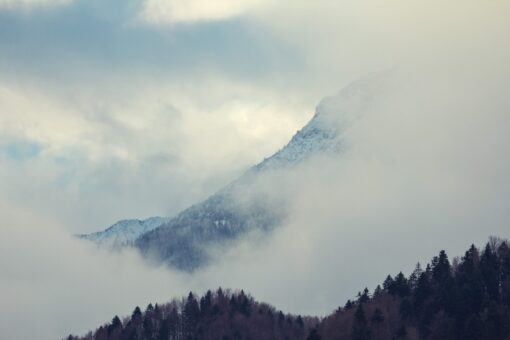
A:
77 217 170 248
67 237 510 340
79 75 382 270
254 75 377 171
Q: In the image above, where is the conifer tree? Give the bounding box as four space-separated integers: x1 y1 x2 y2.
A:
183 292 200 337
393 272 410 297
306 329 321 340
409 263 423 290
108 315 123 336
414 271 431 309
158 318 170 340
200 290 213 316
132 306 142 322
352 305 371 340
480 243 500 301
358 288 370 304
373 285 383 298
297 315 304 326
499 242 510 304
432 250 451 285
371 308 384 325
383 275 395 293
344 299 354 309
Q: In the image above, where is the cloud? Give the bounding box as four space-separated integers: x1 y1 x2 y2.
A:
140 0 269 24
250 0 510 88
0 76 310 233
2 68 510 339
1 0 510 338
0 199 194 340
195 68 510 315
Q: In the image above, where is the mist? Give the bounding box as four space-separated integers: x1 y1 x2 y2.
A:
2 66 509 339
197 68 510 315
1 0 510 339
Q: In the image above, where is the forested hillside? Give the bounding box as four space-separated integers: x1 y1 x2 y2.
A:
67 289 317 340
67 237 510 340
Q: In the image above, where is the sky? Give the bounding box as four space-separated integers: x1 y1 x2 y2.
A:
0 0 320 233
1 0 510 339
2 0 507 233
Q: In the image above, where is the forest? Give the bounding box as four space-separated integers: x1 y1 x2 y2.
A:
67 237 510 340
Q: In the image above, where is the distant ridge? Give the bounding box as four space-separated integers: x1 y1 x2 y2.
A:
79 75 385 270
78 217 170 248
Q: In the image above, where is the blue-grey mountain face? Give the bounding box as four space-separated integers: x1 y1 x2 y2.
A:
79 77 379 271
136 183 285 270
77 217 170 248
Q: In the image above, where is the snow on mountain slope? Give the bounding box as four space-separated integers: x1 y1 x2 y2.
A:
78 216 170 248
80 75 383 270
254 75 377 171
135 76 383 270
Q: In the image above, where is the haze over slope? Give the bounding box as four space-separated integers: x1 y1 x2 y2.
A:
2 66 510 340
81 74 385 270
1 0 510 339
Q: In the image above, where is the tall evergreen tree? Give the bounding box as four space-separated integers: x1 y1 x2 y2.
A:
371 308 384 325
158 318 170 340
352 305 371 340
373 285 383 298
307 329 322 340
183 292 200 337
480 243 500 301
409 263 423 290
414 271 431 309
456 245 484 315
383 275 395 294
200 290 213 316
108 315 123 337
498 242 510 304
432 250 451 285
358 288 370 304
393 272 410 297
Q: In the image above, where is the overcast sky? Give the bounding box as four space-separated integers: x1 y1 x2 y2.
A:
3 0 507 234
1 1 510 339
0 0 324 233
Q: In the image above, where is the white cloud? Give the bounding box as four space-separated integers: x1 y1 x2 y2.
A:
196 68 510 315
2 68 510 339
140 0 270 24
0 75 310 233
0 200 193 340
2 0 510 338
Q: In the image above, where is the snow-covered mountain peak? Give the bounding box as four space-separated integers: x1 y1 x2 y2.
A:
78 216 170 248
78 74 387 269
255 75 381 171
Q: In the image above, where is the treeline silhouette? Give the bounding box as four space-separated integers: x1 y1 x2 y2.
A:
67 289 317 340
68 237 510 340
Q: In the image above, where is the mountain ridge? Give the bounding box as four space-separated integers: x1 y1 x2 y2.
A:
79 75 383 270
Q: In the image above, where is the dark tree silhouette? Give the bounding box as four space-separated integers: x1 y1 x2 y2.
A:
68 237 510 340
351 305 371 340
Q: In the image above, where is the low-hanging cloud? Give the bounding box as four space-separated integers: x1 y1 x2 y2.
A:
1 0 510 339
197 68 510 315
2 67 509 340
0 77 309 233
0 201 195 340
